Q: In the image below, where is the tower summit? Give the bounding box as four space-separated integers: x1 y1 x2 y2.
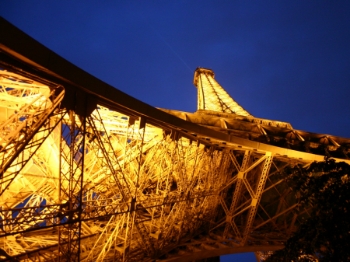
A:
194 67 251 116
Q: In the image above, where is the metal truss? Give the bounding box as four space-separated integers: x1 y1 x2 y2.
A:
0 69 232 261
0 70 65 196
0 67 327 262
1 18 350 261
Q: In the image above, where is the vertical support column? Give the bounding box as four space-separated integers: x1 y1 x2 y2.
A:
223 150 251 239
132 117 156 259
58 108 86 261
241 152 273 245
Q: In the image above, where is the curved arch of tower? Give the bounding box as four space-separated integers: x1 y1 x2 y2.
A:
0 17 349 261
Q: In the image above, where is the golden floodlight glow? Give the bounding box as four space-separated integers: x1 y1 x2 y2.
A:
194 67 252 116
0 24 349 259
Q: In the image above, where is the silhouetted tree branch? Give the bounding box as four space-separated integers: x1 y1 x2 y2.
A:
266 159 350 262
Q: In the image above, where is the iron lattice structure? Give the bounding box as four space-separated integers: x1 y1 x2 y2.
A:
0 18 349 261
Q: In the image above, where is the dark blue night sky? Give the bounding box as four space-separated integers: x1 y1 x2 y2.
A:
2 1 350 137
1 1 350 261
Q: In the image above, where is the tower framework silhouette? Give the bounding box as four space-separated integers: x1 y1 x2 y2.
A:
1 18 349 261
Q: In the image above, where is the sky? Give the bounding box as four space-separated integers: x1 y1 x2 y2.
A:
1 1 350 138
1 1 350 261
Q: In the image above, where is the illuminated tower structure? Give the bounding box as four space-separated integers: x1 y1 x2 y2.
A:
1 18 349 261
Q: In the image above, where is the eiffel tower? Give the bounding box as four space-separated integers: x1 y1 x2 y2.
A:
1 17 349 262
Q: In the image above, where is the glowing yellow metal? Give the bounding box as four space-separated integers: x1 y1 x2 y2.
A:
1 18 350 260
194 68 251 116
